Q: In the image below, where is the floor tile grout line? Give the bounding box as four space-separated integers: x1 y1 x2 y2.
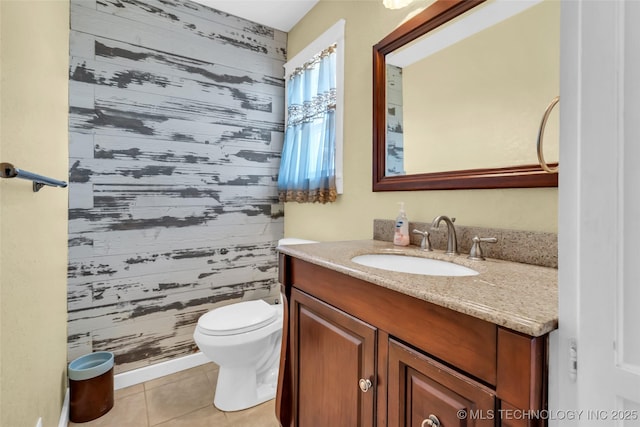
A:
143 366 220 426
143 384 152 427
143 365 209 392
148 402 223 426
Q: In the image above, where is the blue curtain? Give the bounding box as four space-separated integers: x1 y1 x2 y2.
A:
278 44 337 204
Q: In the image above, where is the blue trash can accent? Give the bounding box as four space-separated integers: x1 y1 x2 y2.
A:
69 351 114 381
69 352 115 423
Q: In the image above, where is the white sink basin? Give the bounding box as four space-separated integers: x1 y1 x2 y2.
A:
351 254 479 277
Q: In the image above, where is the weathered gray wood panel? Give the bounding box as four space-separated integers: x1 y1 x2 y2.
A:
69 0 286 373
386 64 404 176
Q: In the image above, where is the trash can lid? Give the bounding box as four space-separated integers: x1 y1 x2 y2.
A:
68 352 114 381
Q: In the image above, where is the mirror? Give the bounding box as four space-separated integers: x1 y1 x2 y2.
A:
373 0 559 191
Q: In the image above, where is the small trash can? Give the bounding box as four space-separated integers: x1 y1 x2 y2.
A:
68 351 115 423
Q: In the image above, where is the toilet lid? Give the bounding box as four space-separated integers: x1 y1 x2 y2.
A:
197 300 278 336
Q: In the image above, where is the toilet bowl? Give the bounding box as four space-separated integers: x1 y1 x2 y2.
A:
194 237 317 412
194 299 283 411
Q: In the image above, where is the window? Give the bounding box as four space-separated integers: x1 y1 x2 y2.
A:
277 20 345 203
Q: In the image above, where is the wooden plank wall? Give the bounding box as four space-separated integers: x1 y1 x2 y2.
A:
68 0 286 373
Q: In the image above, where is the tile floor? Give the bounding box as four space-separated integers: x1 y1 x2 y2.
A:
69 363 280 427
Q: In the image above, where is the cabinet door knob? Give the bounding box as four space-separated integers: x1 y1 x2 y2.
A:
421 415 441 427
358 378 372 392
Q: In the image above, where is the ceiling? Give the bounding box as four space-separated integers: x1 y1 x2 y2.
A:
193 0 320 32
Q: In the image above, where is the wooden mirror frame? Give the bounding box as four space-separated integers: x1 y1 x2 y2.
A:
372 0 559 191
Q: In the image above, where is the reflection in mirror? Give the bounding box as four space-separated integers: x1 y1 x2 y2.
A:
373 0 560 190
387 0 559 175
386 64 405 175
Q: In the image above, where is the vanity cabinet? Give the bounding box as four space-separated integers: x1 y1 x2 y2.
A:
277 255 549 427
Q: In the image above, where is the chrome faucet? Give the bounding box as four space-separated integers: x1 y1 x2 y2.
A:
430 215 458 255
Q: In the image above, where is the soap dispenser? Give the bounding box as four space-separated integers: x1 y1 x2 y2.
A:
393 202 410 246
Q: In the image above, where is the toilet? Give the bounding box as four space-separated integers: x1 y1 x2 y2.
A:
193 238 316 412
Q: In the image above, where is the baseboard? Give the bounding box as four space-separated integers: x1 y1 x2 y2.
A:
114 352 209 390
58 388 69 427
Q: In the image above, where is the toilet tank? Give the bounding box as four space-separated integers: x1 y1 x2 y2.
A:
278 238 318 246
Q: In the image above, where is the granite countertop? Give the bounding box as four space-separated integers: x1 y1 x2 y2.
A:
277 240 558 337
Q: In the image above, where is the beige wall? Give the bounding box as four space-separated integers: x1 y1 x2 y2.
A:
0 1 69 426
285 0 558 241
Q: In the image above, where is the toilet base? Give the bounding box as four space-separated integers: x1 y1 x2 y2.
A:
213 365 278 412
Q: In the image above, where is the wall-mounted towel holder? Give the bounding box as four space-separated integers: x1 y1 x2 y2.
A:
536 96 560 173
0 162 68 192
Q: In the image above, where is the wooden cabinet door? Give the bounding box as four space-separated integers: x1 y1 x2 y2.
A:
291 288 377 427
388 339 495 427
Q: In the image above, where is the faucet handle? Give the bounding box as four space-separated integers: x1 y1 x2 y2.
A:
468 236 497 261
412 229 433 251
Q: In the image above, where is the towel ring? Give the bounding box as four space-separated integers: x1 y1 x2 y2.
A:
536 96 560 173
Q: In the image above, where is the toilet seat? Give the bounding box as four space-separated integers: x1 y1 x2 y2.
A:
197 300 277 336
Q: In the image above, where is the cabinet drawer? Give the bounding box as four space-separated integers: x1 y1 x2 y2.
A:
388 339 495 427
